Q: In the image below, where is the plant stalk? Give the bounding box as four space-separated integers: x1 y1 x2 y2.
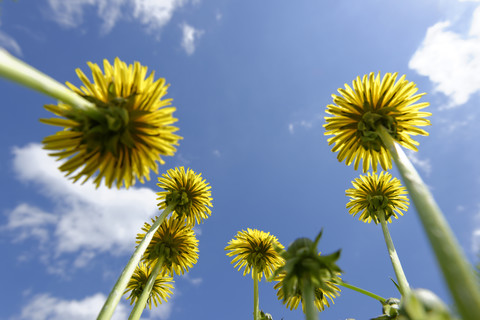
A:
336 281 386 303
377 125 480 320
97 202 176 320
379 211 410 296
302 280 318 320
128 256 165 320
0 49 93 110
253 266 259 320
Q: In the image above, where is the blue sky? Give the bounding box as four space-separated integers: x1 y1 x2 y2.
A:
1 0 480 319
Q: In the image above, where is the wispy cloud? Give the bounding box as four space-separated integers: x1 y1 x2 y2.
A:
409 5 480 107
46 0 191 35
16 293 128 320
0 31 22 56
406 150 432 176
3 143 158 271
288 114 323 134
181 23 204 55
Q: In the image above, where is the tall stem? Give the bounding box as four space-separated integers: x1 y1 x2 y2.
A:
377 125 480 320
97 203 176 320
336 281 386 303
253 267 259 320
0 49 93 110
128 256 165 320
302 280 318 320
379 211 410 296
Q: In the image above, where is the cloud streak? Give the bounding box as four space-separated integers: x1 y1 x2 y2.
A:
46 0 191 35
181 23 204 55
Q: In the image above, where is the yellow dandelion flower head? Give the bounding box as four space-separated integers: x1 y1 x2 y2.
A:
324 72 431 172
346 171 409 224
225 228 285 281
273 271 341 312
124 262 174 310
41 58 182 189
137 216 199 276
157 167 213 227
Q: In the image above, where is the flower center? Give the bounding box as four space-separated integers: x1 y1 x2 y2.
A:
366 193 395 221
166 189 191 217
357 111 398 151
66 82 139 155
151 233 180 265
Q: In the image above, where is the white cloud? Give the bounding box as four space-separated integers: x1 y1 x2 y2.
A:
409 5 480 107
0 31 22 56
288 115 322 134
46 0 190 35
473 228 480 253
4 143 159 269
16 293 128 320
406 150 432 176
47 0 96 28
146 299 173 319
133 0 187 33
181 23 204 55
3 203 56 243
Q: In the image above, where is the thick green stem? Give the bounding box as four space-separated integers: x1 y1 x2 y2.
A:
379 211 410 296
336 281 386 303
97 203 176 320
128 256 165 320
253 267 259 320
378 125 480 320
0 49 93 110
302 280 318 320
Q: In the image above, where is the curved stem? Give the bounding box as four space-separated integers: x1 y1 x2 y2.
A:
253 267 259 320
336 281 386 303
377 125 480 319
379 211 410 296
128 256 165 320
0 49 93 110
302 280 318 320
97 203 176 320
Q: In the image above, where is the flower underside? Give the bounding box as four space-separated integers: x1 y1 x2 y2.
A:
124 262 174 309
137 217 199 276
41 58 181 189
157 167 213 227
324 72 431 172
346 171 409 224
225 228 284 281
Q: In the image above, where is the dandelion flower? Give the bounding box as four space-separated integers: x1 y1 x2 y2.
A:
137 216 199 276
41 58 181 189
157 167 212 227
124 262 174 309
324 72 431 172
346 171 409 224
274 271 341 312
273 231 342 310
225 228 284 281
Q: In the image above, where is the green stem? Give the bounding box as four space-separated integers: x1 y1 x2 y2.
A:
302 280 318 320
336 281 386 303
128 256 165 320
97 203 176 320
0 49 93 110
379 211 410 296
378 125 480 320
253 266 259 320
